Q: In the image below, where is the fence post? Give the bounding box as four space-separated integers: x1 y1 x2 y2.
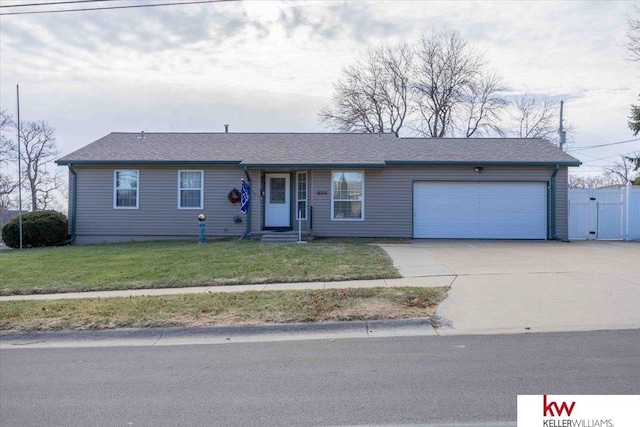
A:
626 181 632 241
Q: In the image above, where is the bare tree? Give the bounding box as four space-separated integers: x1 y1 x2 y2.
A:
569 174 608 189
320 31 506 138
0 111 14 162
508 95 557 139
603 155 639 186
411 30 506 137
0 110 18 212
569 173 636 189
458 71 508 137
503 94 576 150
18 120 61 211
319 43 413 137
626 5 640 63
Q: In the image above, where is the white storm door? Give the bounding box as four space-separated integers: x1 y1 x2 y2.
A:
265 173 291 227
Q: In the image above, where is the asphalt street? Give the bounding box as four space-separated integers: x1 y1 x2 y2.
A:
1 329 639 427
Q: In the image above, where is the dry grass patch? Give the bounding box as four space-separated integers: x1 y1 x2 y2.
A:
0 287 448 332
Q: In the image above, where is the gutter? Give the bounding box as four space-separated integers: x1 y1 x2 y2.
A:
59 165 77 245
549 164 568 242
240 162 387 169
385 160 582 167
239 167 252 240
56 160 241 166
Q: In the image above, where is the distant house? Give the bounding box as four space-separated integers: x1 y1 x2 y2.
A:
56 133 581 244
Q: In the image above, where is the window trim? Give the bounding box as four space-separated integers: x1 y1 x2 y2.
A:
296 171 308 221
331 170 365 221
113 169 139 209
177 170 204 210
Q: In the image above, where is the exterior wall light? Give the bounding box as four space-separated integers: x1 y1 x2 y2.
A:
474 166 484 173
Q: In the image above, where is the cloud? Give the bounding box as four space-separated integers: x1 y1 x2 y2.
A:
278 5 345 40
0 0 637 163
1 2 268 58
276 1 415 44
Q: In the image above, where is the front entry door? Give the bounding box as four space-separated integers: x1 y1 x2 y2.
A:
265 173 290 227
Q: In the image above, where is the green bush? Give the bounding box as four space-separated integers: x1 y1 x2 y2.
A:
1 210 69 248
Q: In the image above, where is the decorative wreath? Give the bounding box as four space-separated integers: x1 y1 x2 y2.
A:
228 188 241 204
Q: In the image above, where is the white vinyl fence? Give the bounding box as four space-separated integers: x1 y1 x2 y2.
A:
569 183 640 240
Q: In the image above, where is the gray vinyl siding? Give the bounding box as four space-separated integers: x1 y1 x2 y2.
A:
554 167 569 240
69 164 570 243
73 165 252 244
310 166 570 240
247 169 262 233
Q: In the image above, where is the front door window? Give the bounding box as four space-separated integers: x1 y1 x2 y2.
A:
270 177 286 204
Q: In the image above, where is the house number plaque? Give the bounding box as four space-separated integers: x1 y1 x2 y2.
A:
316 190 328 196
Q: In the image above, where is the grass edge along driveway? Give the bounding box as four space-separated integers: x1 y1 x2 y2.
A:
0 240 401 296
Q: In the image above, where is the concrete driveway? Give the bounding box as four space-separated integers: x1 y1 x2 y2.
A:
379 240 640 335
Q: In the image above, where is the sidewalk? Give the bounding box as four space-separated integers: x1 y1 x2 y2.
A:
0 276 453 302
4 240 639 337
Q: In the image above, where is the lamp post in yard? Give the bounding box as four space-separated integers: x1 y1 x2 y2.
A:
197 213 206 244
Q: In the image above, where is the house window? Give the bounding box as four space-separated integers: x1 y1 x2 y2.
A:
332 171 364 221
114 170 139 209
296 171 307 220
178 170 204 209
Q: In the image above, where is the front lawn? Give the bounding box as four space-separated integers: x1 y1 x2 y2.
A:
0 240 399 296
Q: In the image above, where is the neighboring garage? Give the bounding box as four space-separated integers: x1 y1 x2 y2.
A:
413 181 548 239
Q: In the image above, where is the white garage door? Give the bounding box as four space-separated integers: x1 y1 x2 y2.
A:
413 182 547 239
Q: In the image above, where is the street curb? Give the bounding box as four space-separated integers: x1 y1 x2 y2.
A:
0 318 438 349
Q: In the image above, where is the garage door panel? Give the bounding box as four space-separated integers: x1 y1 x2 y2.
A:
413 182 547 239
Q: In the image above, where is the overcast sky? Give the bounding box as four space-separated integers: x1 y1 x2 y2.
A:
1 0 639 176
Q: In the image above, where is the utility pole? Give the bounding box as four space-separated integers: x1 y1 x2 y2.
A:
16 85 23 249
559 100 567 151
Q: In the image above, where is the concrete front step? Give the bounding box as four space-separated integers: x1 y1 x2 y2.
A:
257 231 313 243
261 234 304 243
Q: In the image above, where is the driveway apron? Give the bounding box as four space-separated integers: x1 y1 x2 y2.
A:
379 240 640 335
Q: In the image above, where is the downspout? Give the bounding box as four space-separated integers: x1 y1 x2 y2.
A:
59 164 77 245
239 167 252 240
550 164 568 242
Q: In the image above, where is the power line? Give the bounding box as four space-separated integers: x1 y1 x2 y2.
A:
570 170 612 174
0 0 119 9
0 0 233 15
579 149 640 163
568 138 640 152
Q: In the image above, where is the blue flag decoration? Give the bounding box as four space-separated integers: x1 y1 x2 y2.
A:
240 181 250 214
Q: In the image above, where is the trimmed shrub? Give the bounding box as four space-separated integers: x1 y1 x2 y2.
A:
1 210 69 248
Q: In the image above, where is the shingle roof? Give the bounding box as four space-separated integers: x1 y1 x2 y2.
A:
57 132 581 167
